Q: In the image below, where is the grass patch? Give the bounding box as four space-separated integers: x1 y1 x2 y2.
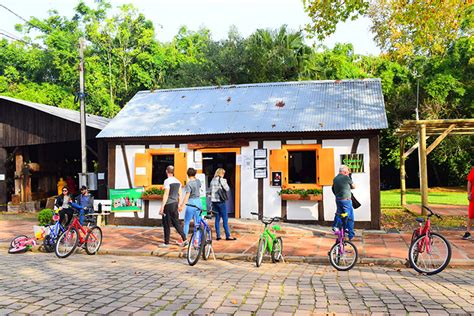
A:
381 208 466 231
381 188 467 208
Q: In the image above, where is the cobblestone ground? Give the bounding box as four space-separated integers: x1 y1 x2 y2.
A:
0 253 473 316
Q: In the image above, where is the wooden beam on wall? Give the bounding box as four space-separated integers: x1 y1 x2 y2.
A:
426 124 456 155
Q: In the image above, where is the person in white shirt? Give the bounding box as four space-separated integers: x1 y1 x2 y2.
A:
159 165 187 247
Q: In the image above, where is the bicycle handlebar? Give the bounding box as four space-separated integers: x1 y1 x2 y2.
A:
422 205 442 219
185 204 217 215
250 212 282 224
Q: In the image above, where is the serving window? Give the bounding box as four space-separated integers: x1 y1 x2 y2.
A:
269 144 334 189
134 148 187 187
151 154 174 185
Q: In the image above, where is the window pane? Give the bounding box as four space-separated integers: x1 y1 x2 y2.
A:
152 154 174 185
288 151 316 184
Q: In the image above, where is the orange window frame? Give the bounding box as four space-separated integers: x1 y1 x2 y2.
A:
282 144 322 190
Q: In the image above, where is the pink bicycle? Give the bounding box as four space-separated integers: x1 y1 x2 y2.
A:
8 235 37 254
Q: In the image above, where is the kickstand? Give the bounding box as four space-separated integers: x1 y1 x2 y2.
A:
210 245 216 261
281 254 286 263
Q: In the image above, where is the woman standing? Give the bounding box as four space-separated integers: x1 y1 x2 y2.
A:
55 186 74 227
210 168 236 241
180 168 202 238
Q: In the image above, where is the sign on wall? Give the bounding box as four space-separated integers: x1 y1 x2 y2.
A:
110 188 144 212
340 154 364 173
254 148 268 179
271 171 282 187
196 173 207 211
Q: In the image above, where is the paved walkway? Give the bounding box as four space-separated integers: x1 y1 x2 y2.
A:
1 253 473 315
1 218 473 266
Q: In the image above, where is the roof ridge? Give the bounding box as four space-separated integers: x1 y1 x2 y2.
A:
136 78 382 94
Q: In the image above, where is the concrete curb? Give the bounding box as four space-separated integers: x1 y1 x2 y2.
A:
2 242 473 268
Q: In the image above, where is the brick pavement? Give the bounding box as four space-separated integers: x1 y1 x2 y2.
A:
1 218 474 265
0 253 473 315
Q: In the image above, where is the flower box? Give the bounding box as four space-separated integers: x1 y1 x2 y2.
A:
280 193 322 201
141 194 163 200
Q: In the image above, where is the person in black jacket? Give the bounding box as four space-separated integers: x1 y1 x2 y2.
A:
55 186 74 226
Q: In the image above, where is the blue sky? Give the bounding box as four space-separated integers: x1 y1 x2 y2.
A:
0 0 380 55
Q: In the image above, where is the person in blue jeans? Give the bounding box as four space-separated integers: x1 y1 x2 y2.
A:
209 168 236 241
332 165 356 240
76 185 94 225
180 168 202 237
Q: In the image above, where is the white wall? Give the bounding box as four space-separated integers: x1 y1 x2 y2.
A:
322 139 371 222
287 201 319 220
263 140 282 218
240 142 258 218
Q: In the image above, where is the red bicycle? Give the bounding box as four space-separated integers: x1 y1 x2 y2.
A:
408 205 451 275
55 202 103 258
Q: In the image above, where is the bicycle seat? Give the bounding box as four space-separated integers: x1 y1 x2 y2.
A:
416 217 425 223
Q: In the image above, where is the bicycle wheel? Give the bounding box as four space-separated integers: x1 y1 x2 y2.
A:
408 232 451 275
202 228 212 260
10 235 28 248
187 225 204 266
408 230 420 267
271 237 283 263
328 240 358 271
55 227 78 258
43 234 55 253
256 236 266 267
85 226 103 255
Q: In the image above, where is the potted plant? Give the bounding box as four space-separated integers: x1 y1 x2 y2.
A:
142 187 165 200
278 188 322 201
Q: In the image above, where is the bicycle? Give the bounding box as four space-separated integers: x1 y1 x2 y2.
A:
8 235 36 254
408 205 451 275
251 212 283 267
54 202 103 259
42 209 68 253
185 204 217 266
328 212 358 271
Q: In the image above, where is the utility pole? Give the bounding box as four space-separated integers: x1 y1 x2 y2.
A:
79 38 87 175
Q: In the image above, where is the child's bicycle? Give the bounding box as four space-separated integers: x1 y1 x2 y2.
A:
251 212 283 267
8 235 37 254
42 209 68 253
185 204 218 266
408 205 451 275
328 212 358 271
54 202 103 259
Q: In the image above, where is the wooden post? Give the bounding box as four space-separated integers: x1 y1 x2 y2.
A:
419 124 429 214
0 147 7 212
400 137 406 207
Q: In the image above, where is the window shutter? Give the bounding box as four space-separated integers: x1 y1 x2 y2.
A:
317 148 335 186
269 149 288 185
174 152 188 185
134 153 151 187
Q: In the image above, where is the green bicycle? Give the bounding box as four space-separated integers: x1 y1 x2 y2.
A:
251 212 283 267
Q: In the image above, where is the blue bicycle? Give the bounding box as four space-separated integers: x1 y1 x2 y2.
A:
43 210 68 253
185 204 217 266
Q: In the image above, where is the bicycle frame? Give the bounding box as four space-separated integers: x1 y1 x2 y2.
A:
414 215 432 255
334 228 346 255
261 224 276 253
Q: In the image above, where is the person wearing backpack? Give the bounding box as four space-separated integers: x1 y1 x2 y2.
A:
210 168 236 241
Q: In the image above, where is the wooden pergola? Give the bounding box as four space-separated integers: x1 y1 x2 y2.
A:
395 119 474 214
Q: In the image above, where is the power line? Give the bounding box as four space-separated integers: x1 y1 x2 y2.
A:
0 4 45 32
0 31 30 45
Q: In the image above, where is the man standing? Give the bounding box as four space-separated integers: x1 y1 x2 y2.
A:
76 185 94 225
462 167 474 240
332 165 356 240
160 165 188 247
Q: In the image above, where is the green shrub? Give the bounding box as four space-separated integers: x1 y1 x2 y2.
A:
38 208 53 226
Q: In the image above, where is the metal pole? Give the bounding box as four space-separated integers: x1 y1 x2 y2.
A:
79 38 87 174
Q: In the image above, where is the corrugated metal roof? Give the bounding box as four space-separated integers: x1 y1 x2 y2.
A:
97 79 387 138
0 95 110 130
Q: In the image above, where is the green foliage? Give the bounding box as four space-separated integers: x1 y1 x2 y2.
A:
142 187 165 196
37 209 53 226
381 189 468 208
278 188 322 197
